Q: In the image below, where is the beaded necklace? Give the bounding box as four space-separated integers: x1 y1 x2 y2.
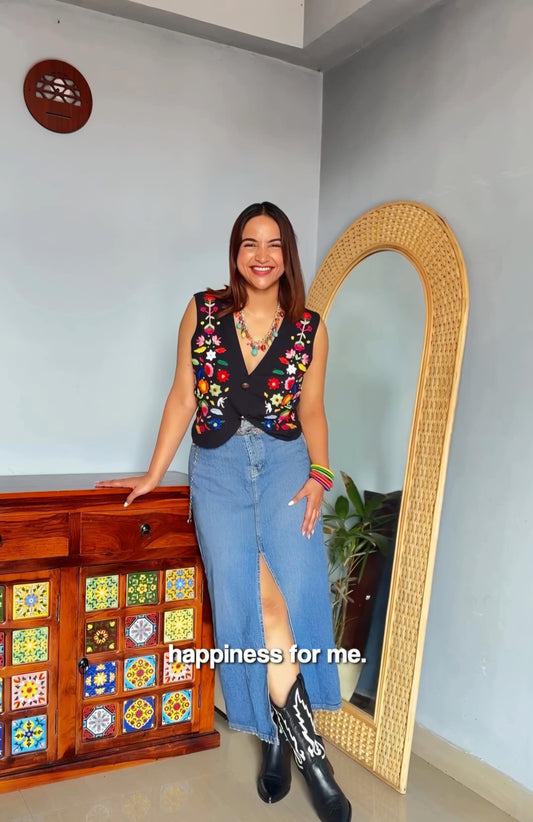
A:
235 303 284 356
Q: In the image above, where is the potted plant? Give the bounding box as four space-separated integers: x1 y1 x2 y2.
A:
323 471 401 699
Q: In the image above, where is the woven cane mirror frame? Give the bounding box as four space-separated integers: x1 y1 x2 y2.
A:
307 200 468 793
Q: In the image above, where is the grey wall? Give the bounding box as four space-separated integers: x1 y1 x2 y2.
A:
0 0 322 476
320 0 533 791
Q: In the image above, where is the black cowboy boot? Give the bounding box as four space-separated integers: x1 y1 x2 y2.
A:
271 674 351 822
257 716 292 803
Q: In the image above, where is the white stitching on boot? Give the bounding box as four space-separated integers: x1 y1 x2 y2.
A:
291 689 325 760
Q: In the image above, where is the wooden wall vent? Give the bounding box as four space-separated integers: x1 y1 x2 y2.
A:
23 60 92 133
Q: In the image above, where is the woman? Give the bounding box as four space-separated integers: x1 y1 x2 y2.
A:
96 202 351 822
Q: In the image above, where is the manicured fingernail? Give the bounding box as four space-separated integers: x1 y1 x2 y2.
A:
311 529 315 535
124 502 128 507
288 500 295 506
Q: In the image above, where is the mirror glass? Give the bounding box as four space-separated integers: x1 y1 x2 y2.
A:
323 250 425 717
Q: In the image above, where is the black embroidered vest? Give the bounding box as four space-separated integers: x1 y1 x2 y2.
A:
190 291 319 448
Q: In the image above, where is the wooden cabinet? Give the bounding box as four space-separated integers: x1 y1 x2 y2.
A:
0 473 219 792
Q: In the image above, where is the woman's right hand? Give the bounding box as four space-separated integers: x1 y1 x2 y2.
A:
94 474 158 507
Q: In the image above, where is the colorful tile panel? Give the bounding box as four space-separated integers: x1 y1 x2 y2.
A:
13 582 49 620
124 655 156 690
0 585 4 621
162 690 191 724
163 608 194 643
126 571 158 606
11 671 48 710
123 696 154 732
0 631 4 667
11 714 47 754
83 661 117 697
125 613 157 648
163 650 193 684
85 619 117 654
85 575 119 612
165 567 195 602
82 703 115 740
12 627 48 664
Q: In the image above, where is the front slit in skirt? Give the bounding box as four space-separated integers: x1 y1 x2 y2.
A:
188 420 341 743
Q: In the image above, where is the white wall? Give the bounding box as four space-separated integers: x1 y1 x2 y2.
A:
133 0 304 46
319 0 533 791
0 0 322 476
304 0 371 44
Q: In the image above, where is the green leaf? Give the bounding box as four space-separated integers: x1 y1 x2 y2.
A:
366 532 390 554
362 494 386 517
334 495 350 518
217 359 228 366
341 472 364 516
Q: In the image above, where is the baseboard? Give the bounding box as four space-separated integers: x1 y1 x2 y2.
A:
412 723 533 822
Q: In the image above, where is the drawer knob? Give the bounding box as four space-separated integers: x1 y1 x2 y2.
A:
78 657 89 673
140 522 151 537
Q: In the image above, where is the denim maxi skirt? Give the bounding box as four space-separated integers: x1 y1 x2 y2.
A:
188 419 341 743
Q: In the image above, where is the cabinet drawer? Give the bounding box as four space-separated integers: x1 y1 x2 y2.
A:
80 505 196 558
0 512 69 560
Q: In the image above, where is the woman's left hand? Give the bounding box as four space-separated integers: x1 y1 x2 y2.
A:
289 477 324 539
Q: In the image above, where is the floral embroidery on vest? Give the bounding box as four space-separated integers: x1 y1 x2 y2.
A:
192 294 229 434
262 311 313 432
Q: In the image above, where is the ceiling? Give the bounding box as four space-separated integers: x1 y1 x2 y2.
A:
58 0 445 71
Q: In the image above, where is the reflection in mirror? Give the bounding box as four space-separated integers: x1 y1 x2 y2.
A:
324 250 425 717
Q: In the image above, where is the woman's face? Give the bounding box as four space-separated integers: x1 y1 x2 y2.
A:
236 215 285 294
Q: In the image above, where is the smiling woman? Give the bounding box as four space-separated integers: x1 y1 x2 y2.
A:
95 202 352 822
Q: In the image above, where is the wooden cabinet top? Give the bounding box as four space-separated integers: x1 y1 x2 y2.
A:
0 472 189 502
0 472 194 567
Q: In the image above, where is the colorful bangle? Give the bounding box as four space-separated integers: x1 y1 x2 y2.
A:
309 463 334 491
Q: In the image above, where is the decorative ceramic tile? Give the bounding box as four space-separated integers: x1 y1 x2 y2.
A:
126 571 158 606
11 671 48 710
83 661 116 697
125 613 157 648
123 696 154 732
165 567 195 602
11 714 47 754
85 619 117 654
124 655 156 690
82 703 115 740
13 582 49 620
85 575 119 612
163 650 193 684
163 608 194 643
0 631 4 667
0 585 4 621
162 689 191 724
12 627 48 664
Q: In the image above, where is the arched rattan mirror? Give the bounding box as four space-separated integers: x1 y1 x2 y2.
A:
307 201 468 792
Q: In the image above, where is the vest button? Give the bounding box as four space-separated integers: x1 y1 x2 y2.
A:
241 381 250 389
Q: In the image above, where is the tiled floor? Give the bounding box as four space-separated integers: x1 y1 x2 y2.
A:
1 712 518 821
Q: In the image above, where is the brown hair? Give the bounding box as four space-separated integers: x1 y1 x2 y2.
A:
209 202 306 323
